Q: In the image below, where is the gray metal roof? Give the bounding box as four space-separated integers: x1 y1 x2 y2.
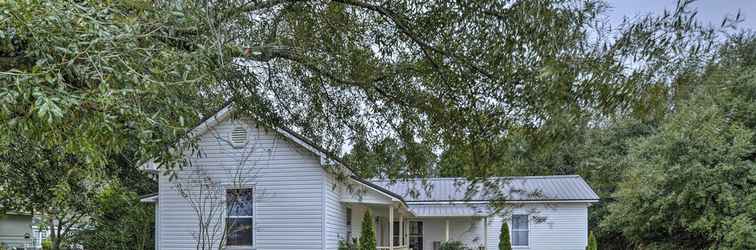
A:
370 175 599 202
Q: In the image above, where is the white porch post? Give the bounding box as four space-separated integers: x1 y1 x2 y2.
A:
399 212 404 246
405 220 409 247
445 219 450 242
389 205 394 250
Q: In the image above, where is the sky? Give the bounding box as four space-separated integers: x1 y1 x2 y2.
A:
605 0 756 31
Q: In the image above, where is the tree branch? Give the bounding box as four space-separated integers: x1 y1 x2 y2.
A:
332 0 499 83
0 55 33 70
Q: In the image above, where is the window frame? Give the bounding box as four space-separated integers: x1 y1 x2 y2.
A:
511 214 529 248
225 185 256 249
346 206 353 241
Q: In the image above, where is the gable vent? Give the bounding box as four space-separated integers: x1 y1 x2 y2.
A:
230 126 248 148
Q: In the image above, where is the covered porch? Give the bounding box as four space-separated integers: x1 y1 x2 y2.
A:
340 178 415 250
343 202 413 250
343 202 491 250
406 204 490 250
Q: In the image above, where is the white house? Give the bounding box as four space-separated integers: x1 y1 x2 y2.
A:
0 213 49 250
140 103 599 250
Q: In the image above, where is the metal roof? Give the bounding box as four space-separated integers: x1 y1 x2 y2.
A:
410 204 489 217
370 175 599 202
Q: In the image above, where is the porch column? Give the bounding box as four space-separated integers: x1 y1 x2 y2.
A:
399 212 403 246
445 219 450 242
405 219 409 247
389 205 394 250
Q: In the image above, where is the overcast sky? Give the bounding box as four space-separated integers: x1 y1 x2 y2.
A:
605 0 755 31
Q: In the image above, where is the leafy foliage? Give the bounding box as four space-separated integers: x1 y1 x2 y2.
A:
72 184 154 250
439 241 464 250
603 35 756 250
1 0 747 248
212 0 717 181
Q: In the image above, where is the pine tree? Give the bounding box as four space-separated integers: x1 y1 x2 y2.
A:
359 210 376 250
499 222 512 250
586 231 598 250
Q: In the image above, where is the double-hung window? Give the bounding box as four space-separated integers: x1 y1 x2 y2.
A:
226 188 254 247
346 207 353 240
512 214 529 247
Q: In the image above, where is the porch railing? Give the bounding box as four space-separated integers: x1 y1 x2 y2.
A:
376 246 410 250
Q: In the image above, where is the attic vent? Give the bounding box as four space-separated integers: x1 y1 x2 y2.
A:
230 126 248 148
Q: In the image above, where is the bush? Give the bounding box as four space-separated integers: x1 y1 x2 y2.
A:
358 209 376 250
439 241 465 250
338 238 357 250
499 222 511 250
42 239 52 250
71 185 154 250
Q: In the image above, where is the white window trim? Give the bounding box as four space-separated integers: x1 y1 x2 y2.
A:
511 214 530 248
224 185 256 249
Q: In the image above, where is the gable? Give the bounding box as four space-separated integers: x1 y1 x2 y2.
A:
141 102 408 204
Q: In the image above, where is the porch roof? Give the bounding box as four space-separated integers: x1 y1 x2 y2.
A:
370 175 600 202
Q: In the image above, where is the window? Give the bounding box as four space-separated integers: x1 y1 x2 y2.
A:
512 215 529 247
226 188 254 246
346 207 352 240
393 221 400 246
409 221 423 250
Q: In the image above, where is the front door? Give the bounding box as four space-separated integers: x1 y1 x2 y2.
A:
409 221 423 250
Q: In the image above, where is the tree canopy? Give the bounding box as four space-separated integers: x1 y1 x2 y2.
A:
1 0 751 249
603 35 756 249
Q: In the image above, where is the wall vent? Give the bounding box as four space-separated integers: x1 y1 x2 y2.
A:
230 126 248 148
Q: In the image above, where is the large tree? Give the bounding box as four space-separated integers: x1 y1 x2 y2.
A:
1 1 219 248
604 35 756 249
0 0 734 247
2 0 719 173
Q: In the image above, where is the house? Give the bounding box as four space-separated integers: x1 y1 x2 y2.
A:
140 103 599 250
0 213 48 249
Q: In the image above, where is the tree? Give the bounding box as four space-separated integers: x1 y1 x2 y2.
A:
1 2 218 249
359 209 376 250
1 1 738 248
72 184 154 250
603 35 756 249
0 134 100 250
499 222 511 250
586 231 597 250
169 0 719 180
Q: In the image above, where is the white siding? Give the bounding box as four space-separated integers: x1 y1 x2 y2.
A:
158 118 325 250
486 203 589 250
324 173 347 249
416 218 486 250
340 180 395 205
0 214 32 247
399 203 590 250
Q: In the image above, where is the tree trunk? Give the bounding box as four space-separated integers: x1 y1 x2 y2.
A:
48 217 57 250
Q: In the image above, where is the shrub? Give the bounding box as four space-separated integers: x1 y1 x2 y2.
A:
499 222 511 250
359 209 376 250
338 238 357 250
42 239 52 250
586 231 598 250
439 241 465 250
338 239 350 250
